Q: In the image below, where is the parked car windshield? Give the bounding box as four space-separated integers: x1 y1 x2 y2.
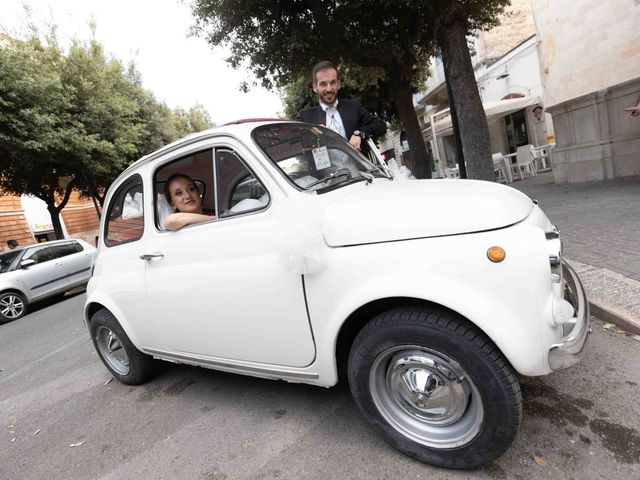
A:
0 250 20 273
253 123 385 192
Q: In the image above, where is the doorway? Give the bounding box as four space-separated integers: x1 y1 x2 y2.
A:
505 109 529 153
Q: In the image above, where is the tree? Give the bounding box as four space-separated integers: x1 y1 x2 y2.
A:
191 0 509 180
0 29 214 236
191 1 434 177
0 32 86 238
430 0 510 181
171 104 214 139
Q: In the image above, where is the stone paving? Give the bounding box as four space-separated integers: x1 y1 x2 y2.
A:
511 172 640 281
510 171 640 332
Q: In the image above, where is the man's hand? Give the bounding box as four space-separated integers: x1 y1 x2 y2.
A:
349 134 362 151
625 105 640 119
625 99 640 119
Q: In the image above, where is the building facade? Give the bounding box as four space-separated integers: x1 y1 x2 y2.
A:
0 190 100 252
412 0 555 176
532 0 640 182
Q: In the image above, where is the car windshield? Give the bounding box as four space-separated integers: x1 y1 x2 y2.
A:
252 123 385 192
0 250 20 273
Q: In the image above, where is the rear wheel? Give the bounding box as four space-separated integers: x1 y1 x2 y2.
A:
348 307 522 469
0 291 26 322
90 309 155 385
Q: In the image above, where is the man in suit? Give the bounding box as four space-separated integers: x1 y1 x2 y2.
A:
298 60 387 152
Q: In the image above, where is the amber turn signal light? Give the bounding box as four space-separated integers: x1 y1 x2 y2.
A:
487 246 506 263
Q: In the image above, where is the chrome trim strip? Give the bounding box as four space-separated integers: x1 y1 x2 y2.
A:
143 348 319 380
548 261 591 370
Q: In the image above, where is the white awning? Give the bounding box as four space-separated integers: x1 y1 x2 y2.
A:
432 96 541 135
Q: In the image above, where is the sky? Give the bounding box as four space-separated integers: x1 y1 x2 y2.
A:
1 0 285 125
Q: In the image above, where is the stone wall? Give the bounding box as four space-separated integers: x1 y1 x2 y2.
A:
533 0 640 108
548 77 640 183
475 0 535 64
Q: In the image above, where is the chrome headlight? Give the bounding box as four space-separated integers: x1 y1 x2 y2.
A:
546 227 563 284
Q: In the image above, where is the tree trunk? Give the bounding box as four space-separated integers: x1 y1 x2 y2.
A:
390 78 432 179
437 19 494 181
91 193 102 221
46 201 65 240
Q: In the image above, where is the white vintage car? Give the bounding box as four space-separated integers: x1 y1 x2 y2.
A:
85 120 589 469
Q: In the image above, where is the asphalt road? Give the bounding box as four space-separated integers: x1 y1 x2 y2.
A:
1 294 639 480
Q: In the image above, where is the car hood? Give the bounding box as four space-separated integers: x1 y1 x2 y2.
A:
321 179 533 247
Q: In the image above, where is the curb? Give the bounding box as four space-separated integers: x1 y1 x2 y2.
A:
589 299 640 336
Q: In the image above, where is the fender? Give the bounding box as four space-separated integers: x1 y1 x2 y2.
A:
84 290 146 350
306 225 559 381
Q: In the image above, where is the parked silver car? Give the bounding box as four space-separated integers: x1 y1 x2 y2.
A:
0 239 97 322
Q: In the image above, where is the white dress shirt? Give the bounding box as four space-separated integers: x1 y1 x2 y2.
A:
320 99 347 138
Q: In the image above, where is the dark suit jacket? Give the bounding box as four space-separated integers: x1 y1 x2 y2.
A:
297 98 387 140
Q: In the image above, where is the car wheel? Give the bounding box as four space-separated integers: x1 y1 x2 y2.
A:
0 291 27 322
90 309 155 385
348 306 522 469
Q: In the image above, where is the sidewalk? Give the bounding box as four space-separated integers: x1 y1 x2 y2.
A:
510 171 640 334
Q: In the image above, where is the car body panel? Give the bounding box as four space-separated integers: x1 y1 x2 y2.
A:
86 121 587 388
321 179 533 247
0 239 96 309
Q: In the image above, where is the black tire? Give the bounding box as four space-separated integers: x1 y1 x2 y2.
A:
0 291 27 322
348 306 522 469
89 308 155 385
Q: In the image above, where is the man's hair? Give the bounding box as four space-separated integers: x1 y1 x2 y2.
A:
312 60 338 84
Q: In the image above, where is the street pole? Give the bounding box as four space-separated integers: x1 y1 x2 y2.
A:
445 72 467 179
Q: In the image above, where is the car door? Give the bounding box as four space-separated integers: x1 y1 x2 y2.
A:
50 241 93 287
98 174 152 339
143 144 316 367
18 245 67 299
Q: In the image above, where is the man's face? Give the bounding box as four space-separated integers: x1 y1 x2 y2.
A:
313 68 340 105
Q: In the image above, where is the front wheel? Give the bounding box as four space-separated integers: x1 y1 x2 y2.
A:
348 307 522 469
90 309 155 385
0 291 26 322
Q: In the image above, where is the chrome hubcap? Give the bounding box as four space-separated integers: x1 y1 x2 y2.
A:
95 326 130 375
0 294 25 319
370 346 484 448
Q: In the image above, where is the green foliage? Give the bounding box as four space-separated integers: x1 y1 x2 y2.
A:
0 28 213 232
190 0 508 178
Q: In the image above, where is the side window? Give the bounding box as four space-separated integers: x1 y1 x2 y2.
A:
22 246 55 265
216 150 270 218
154 149 215 229
52 241 79 258
105 175 144 247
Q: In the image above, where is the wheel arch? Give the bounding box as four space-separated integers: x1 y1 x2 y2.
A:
0 287 28 299
85 301 105 327
83 298 145 350
335 297 494 382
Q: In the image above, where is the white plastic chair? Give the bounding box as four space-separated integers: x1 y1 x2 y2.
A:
530 145 551 171
512 145 537 180
492 153 508 183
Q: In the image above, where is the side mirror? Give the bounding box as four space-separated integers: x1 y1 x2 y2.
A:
20 259 36 269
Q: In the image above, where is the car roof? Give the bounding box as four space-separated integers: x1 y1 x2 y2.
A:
4 238 83 255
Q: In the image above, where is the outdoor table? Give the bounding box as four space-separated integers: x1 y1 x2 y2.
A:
501 153 517 183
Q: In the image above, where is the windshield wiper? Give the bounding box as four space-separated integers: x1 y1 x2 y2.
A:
305 168 352 189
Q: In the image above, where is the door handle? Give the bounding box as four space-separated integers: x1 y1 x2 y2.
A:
140 253 164 261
